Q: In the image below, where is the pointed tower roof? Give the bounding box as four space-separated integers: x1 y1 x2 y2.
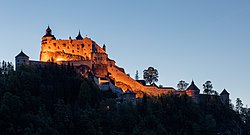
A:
15 51 29 58
45 25 52 35
220 89 229 95
43 25 56 39
76 30 83 40
186 80 200 91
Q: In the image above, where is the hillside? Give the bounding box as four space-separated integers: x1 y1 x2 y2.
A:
0 63 249 135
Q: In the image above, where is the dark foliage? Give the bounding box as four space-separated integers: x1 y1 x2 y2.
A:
0 62 249 135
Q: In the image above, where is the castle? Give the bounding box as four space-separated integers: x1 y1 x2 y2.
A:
15 26 230 105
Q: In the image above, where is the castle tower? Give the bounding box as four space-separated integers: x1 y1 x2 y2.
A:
41 26 56 42
15 51 29 70
220 89 230 106
186 80 200 103
43 26 56 39
40 26 56 62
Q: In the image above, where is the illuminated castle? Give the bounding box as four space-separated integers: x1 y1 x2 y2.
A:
38 26 175 97
15 26 230 104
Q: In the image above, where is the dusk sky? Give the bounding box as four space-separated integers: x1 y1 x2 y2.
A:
0 1 249 106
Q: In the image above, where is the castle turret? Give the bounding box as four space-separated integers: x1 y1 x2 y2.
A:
186 80 200 103
220 89 230 106
15 51 29 70
42 26 56 40
76 30 83 40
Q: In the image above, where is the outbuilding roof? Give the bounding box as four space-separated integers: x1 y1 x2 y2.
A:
220 89 229 95
15 51 29 58
186 80 200 91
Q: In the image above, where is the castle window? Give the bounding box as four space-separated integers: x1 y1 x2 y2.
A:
58 46 60 49
77 51 79 53
81 44 84 48
67 46 69 49
23 60 25 62
17 60 19 62
72 50 75 53
72 44 74 47
63 43 66 47
49 46 51 49
77 48 80 50
53 43 56 47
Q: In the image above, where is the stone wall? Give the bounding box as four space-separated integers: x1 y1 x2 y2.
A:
40 37 105 62
107 64 175 97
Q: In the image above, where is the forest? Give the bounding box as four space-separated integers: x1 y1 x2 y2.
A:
0 61 249 135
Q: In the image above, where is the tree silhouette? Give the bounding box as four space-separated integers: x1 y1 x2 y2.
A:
203 81 218 95
235 98 243 114
143 67 159 84
177 80 188 91
135 70 139 80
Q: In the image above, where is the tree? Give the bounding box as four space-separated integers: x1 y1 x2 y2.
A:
203 81 218 95
203 81 213 94
143 67 159 84
135 70 139 80
235 98 243 114
177 80 188 91
0 61 13 74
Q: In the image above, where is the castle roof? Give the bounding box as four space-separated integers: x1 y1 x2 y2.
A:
43 26 55 38
15 51 29 58
76 30 83 40
220 89 229 95
186 80 200 91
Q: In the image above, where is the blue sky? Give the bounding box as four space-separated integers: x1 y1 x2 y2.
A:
0 1 249 106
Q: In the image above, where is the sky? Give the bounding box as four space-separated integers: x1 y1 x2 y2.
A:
0 0 249 106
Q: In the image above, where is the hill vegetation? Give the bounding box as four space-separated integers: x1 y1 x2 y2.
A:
0 61 249 135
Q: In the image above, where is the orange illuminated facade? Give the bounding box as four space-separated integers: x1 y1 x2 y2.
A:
15 26 230 104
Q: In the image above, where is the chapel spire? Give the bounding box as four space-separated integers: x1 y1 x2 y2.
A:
76 30 83 40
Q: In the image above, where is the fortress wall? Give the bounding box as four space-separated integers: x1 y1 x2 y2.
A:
40 51 84 62
108 65 144 91
108 65 175 96
41 38 97 61
92 53 108 65
57 60 92 68
93 64 108 78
